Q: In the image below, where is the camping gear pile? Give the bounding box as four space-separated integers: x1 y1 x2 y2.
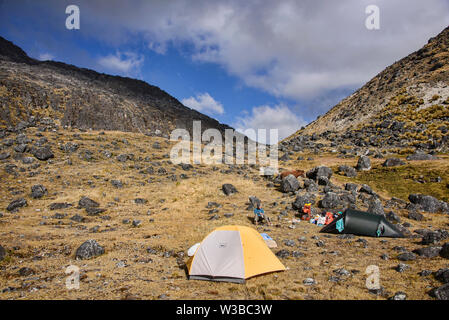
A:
299 203 342 227
186 225 285 283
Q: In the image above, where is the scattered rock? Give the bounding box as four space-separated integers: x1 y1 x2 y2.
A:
75 240 105 260
222 184 238 196
31 185 47 199
382 158 406 167
6 198 27 212
111 180 123 188
338 165 357 177
0 245 5 261
356 155 371 171
389 292 407 300
303 278 316 286
320 192 341 209
430 283 449 300
32 146 54 161
406 152 438 161
18 267 34 277
49 202 72 210
367 197 384 215
281 175 299 193
408 194 448 213
440 243 449 259
413 246 442 258
397 252 417 261
78 196 99 209
395 263 410 272
306 166 333 181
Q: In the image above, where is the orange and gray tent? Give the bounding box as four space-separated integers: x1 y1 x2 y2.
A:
186 225 286 283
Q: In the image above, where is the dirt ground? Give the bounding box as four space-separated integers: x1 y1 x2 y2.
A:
0 129 448 300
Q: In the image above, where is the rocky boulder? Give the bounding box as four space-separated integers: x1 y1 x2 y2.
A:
281 175 300 193
382 158 406 167
75 240 105 260
222 184 238 196
32 146 54 161
306 166 333 181
409 194 449 213
338 165 357 178
356 156 371 171
406 152 438 161
31 184 48 199
6 198 27 212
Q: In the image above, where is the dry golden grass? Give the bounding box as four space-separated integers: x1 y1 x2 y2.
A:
0 129 448 300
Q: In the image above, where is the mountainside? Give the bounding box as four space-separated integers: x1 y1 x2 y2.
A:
283 26 449 154
0 36 232 136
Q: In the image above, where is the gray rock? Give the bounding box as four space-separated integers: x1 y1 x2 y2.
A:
338 165 357 177
368 197 384 215
383 158 406 167
303 278 316 285
389 292 407 300
6 198 27 212
78 196 99 209
284 239 295 247
386 211 401 223
75 240 105 260
49 202 72 210
395 263 410 272
306 166 333 181
408 194 448 213
406 152 437 161
441 243 449 259
70 214 85 223
408 210 424 221
435 268 449 283
31 184 47 199
275 249 290 258
132 220 142 227
320 192 341 209
292 193 316 210
356 155 371 171
111 180 123 188
248 196 261 209
359 184 375 195
345 183 358 192
0 245 5 261
32 146 54 161
397 252 417 261
413 246 442 258
281 175 299 193
134 198 148 204
18 267 34 277
0 152 10 160
116 154 129 162
222 184 238 196
430 283 449 300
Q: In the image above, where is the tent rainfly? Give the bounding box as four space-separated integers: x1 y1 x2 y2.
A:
320 208 405 238
186 225 286 283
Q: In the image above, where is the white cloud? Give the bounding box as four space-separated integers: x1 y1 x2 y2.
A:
97 51 144 76
182 93 224 115
234 104 306 143
38 53 55 61
77 0 449 105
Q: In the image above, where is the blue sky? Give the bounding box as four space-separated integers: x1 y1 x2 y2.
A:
1 0 448 141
